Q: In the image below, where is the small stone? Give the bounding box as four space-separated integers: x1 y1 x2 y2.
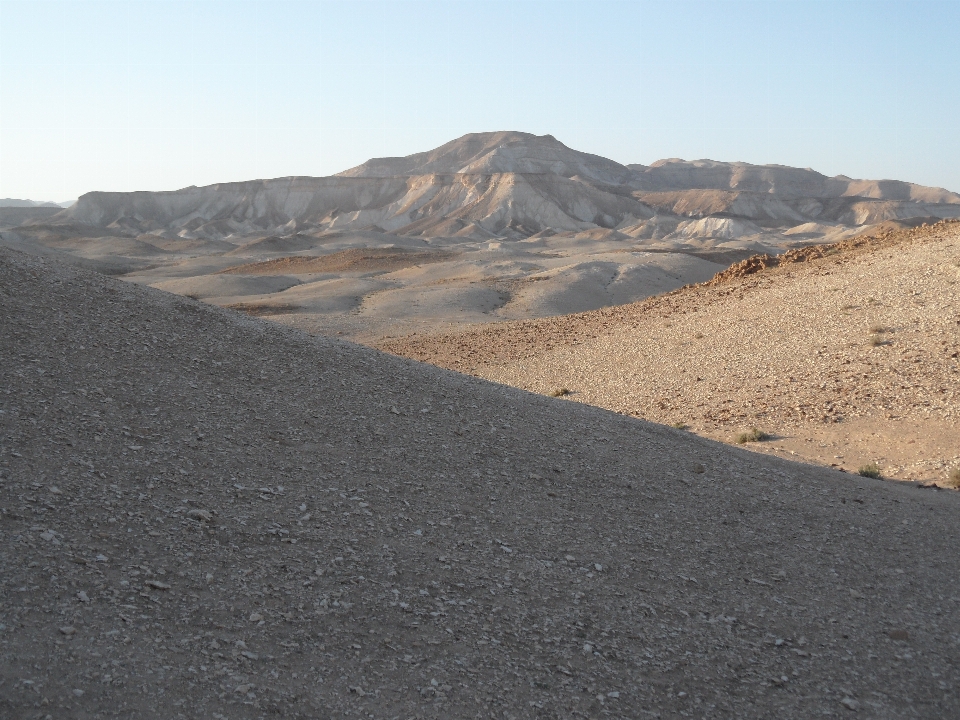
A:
241 650 258 660
40 531 55 542
565 555 575 562
583 643 593 653
77 591 90 603
607 691 620 699
249 613 263 623
59 626 76 635
72 689 84 697
234 683 253 694
187 509 212 522
841 697 859 711
594 563 603 572
95 554 108 563
144 580 170 590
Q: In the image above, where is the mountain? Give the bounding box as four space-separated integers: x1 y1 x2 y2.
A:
0 198 65 208
33 132 960 243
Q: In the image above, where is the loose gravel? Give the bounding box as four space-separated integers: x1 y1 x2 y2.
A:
384 222 960 483
2 247 960 718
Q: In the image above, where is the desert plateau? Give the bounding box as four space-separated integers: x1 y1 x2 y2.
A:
2 131 960 719
4 131 959 343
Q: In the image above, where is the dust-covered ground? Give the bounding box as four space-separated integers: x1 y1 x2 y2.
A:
2 247 959 719
383 222 960 485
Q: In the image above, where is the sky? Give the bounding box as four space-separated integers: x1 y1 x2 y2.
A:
1 0 958 202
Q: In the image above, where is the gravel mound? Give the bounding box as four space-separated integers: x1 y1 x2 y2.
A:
2 247 959 718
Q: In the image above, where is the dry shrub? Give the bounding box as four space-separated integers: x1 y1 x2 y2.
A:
736 428 769 444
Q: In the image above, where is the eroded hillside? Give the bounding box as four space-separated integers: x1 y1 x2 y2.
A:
382 221 960 483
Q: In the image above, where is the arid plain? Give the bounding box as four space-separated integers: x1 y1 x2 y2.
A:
3 131 959 343
384 221 960 485
3 132 960 717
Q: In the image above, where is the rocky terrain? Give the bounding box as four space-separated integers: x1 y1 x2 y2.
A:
3 132 958 338
3 246 960 718
383 221 960 486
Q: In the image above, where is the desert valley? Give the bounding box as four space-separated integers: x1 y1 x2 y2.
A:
2 132 960 718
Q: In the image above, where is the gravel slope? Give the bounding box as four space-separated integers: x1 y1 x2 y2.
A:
2 247 959 719
383 222 960 483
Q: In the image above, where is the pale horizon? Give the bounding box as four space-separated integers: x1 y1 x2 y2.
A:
2 0 958 201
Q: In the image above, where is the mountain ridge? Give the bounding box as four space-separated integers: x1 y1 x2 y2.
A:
28 131 959 243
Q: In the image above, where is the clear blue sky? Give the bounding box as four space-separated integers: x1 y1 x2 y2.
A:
1 0 957 202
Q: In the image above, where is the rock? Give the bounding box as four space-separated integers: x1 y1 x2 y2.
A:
77 591 90 603
144 580 170 590
39 531 55 542
841 697 860 711
59 626 76 635
72 689 84 697
234 684 253 694
249 613 263 622
187 509 212 522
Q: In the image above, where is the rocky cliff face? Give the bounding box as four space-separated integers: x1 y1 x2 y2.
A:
45 132 960 241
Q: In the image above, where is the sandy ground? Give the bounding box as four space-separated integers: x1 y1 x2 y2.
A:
3 246 960 718
382 221 960 485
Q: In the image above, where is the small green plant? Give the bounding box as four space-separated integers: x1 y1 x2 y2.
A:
549 388 570 397
736 428 769 444
671 422 688 430
858 463 882 479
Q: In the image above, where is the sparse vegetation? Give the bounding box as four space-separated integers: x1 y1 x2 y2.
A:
672 422 688 430
224 302 300 316
947 467 960 489
549 388 571 397
693 332 704 339
840 303 856 311
858 463 882 479
869 324 887 333
736 428 770 444
869 334 888 347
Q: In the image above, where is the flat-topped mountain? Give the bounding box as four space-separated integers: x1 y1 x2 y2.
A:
26 131 960 242
338 130 636 185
